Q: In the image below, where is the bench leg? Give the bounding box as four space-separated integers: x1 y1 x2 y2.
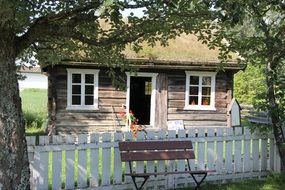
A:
190 172 208 190
131 176 149 190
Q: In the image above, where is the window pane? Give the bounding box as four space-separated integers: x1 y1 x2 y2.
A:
145 81 152 95
202 87 211 96
189 96 198 105
202 77 211 86
190 86 198 95
72 85 81 94
72 74 81 83
85 96 94 105
85 85 94 95
85 74 94 84
202 97 211 105
190 76 199 85
72 96 81 105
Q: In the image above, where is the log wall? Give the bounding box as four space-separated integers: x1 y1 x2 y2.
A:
47 66 233 133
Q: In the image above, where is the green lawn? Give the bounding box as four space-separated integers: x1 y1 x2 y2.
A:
20 88 47 135
180 174 285 190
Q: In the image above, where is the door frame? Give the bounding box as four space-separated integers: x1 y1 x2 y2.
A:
126 72 158 127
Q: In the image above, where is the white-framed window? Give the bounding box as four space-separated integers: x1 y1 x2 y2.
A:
185 71 216 110
66 69 99 110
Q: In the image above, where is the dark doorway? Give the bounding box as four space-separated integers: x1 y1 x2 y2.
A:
130 77 152 125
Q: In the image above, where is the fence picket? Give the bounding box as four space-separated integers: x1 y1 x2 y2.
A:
90 133 100 187
65 135 75 189
113 133 123 185
269 138 275 171
243 129 251 172
197 128 205 170
77 134 88 188
260 138 267 171
225 128 233 173
207 128 215 170
167 130 177 189
26 127 279 190
187 129 196 171
35 136 50 190
123 132 133 184
252 132 260 171
134 132 145 184
146 131 156 174
215 128 224 173
52 135 63 190
101 133 112 186
234 128 242 173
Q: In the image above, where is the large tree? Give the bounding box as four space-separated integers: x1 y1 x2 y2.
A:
0 0 214 189
204 0 285 169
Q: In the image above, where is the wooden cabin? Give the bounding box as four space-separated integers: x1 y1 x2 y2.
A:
43 59 245 133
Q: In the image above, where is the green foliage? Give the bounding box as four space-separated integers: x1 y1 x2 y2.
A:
234 64 266 105
20 89 47 131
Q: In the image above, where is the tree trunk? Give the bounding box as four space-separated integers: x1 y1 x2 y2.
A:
266 62 285 170
0 1 30 189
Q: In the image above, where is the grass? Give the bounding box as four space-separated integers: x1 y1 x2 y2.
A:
180 174 285 190
123 33 237 61
20 88 47 135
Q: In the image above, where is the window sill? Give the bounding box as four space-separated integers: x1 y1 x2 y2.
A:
183 106 216 111
66 106 99 111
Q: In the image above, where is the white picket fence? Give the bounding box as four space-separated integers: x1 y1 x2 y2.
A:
26 127 281 190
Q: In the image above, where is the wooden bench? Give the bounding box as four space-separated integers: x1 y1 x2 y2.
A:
119 140 215 190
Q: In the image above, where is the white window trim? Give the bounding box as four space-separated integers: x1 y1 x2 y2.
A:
184 71 216 111
126 72 158 127
66 68 99 110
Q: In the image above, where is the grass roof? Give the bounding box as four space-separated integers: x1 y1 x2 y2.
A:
123 34 226 62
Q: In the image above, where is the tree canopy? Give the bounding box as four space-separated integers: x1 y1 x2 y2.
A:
1 0 285 189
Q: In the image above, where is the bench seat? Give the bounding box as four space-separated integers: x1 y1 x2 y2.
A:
119 140 215 190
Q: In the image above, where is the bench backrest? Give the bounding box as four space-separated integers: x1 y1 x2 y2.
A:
119 140 195 162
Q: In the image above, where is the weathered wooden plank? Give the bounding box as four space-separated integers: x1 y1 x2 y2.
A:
252 132 260 172
52 136 63 190
168 113 227 121
167 108 227 114
215 128 224 173
113 133 123 185
225 128 233 173
197 128 205 170
101 133 112 185
177 130 187 172
269 138 275 171
243 129 251 173
77 134 88 188
207 128 215 170
234 128 242 173
99 90 126 98
260 138 267 171
90 133 100 187
155 73 168 130
123 132 133 183
166 130 176 189
135 132 145 178
65 135 75 189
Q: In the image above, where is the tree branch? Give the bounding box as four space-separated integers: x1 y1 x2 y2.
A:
15 1 103 55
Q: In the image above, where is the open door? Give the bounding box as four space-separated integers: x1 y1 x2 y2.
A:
129 77 152 125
